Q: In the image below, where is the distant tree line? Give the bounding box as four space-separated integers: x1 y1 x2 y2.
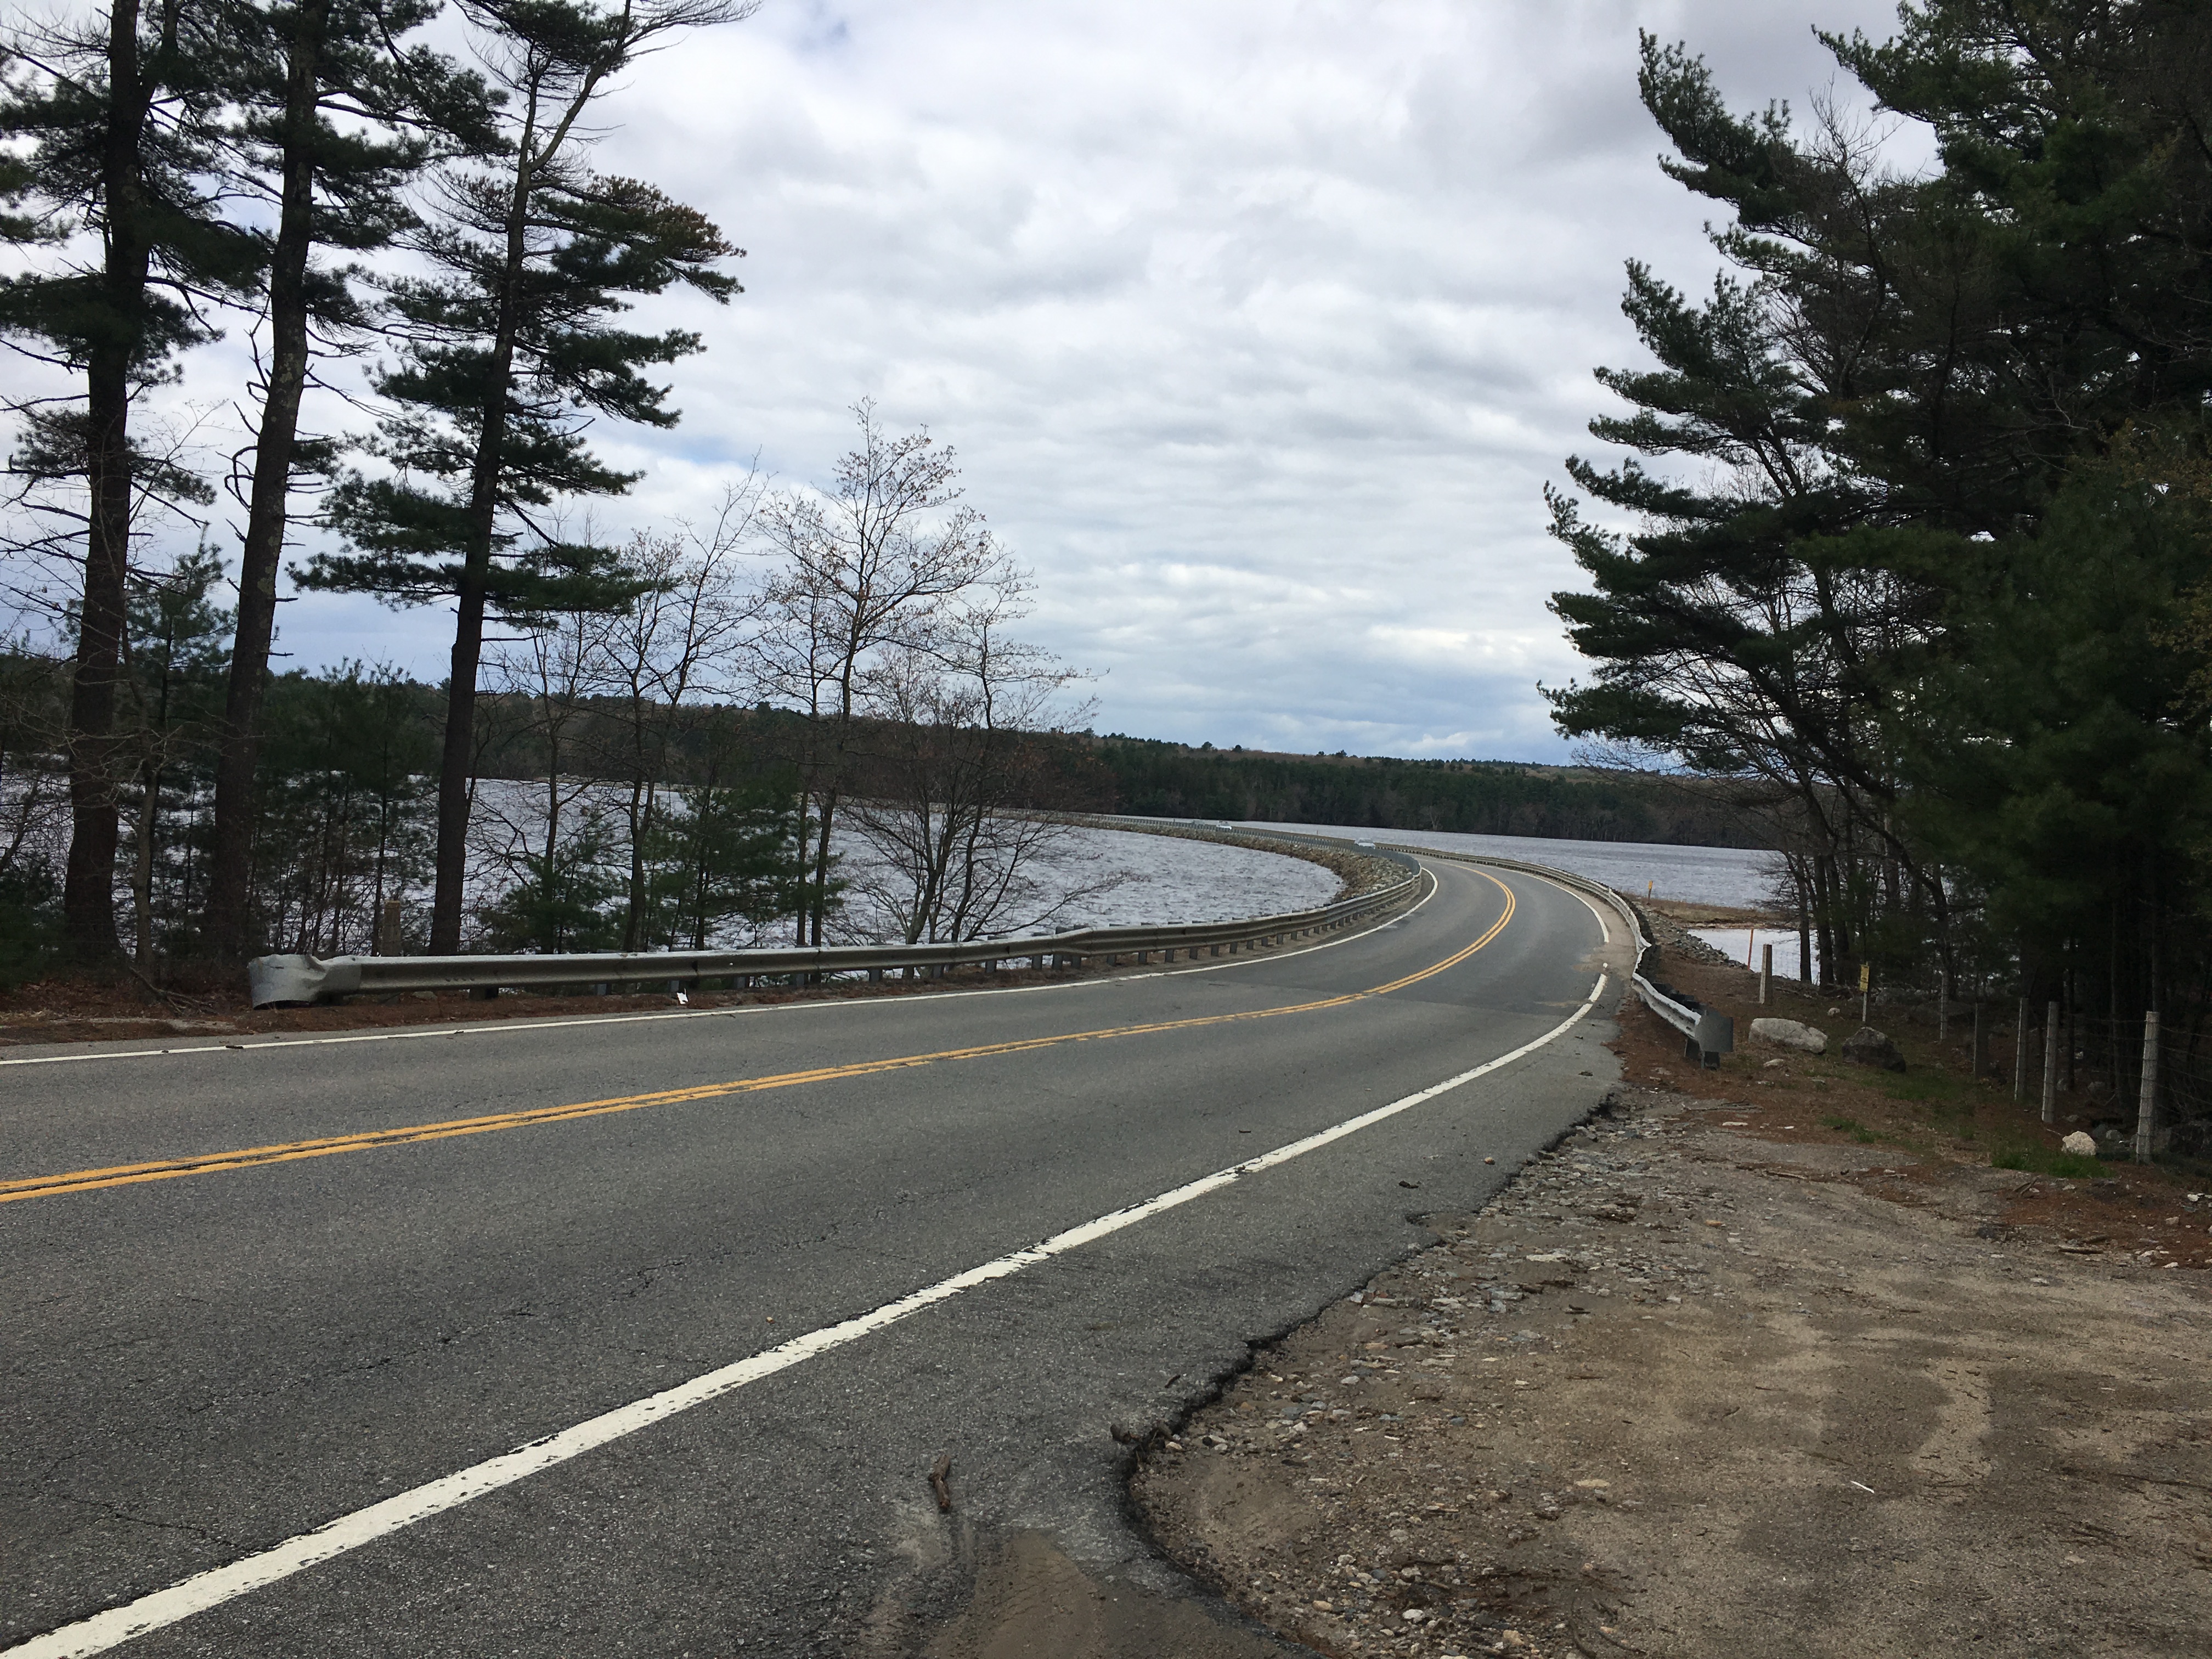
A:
1086 740 1771 849
1548 4 2212 1147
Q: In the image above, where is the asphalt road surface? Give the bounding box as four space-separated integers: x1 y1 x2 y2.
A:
1 856 1628 1658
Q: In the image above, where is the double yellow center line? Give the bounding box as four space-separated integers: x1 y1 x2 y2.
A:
2 877 1513 1207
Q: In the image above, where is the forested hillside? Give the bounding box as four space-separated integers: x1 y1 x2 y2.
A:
1087 741 1768 848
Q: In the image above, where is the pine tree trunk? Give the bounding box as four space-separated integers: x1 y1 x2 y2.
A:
622 777 644 951
64 0 155 962
808 791 838 946
207 0 328 962
428 135 533 954
430 576 489 954
133 761 158 966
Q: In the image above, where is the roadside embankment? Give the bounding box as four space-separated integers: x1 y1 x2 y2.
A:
1634 898 1762 969
1132 948 2211 1659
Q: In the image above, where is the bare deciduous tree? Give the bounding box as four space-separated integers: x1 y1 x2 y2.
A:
840 569 1109 944
591 479 764 948
751 402 1005 945
478 603 606 923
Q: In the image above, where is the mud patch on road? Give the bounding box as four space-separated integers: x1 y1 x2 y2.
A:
917 1531 1301 1659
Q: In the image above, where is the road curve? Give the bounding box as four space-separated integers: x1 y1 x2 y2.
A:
1 857 1628 1658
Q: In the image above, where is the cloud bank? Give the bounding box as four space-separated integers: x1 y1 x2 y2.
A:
230 0 1913 757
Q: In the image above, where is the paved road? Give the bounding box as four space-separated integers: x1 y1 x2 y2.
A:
1 857 1627 1658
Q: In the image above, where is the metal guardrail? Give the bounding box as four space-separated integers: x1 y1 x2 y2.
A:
247 829 1735 1065
247 845 1422 1008
1369 844 1734 1068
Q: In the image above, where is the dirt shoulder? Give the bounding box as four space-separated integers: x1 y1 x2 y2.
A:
1131 972 2212 1659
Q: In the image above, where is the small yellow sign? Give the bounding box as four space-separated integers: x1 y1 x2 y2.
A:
1858 963 1871 992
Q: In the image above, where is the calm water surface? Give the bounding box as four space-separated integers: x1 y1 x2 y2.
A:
1234 821 1785 910
1686 926 1820 983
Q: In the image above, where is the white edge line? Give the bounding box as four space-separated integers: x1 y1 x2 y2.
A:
1517 869 1612 945
5 961 1604 1659
0 873 1442 1071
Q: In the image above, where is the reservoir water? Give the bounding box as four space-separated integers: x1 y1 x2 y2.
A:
1233 821 1785 911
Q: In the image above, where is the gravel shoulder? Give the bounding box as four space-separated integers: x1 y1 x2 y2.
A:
1131 993 2211 1658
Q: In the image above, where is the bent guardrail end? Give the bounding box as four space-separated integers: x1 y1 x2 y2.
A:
1694 1009 1735 1067
249 953 364 1008
1632 970 1733 1069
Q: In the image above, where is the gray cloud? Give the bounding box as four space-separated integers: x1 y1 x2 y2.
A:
242 0 1911 757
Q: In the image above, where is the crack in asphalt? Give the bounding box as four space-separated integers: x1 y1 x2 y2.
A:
53 1493 240 1551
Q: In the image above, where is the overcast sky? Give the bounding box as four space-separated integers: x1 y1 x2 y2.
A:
242 0 1911 759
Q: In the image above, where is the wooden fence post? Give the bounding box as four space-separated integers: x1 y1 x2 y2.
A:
2014 996 2029 1102
1759 943 1772 1007
2041 1000 2059 1125
2135 1011 2160 1163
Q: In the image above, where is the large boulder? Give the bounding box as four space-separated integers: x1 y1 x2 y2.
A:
1750 1017 1827 1055
1841 1026 1906 1072
2060 1130 2098 1157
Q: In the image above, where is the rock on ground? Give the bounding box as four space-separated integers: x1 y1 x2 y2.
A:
1748 1017 1827 1054
1841 1025 1908 1071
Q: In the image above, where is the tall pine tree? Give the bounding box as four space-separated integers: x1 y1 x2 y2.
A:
201 0 492 961
0 0 260 958
1550 4 2212 1003
304 0 752 953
